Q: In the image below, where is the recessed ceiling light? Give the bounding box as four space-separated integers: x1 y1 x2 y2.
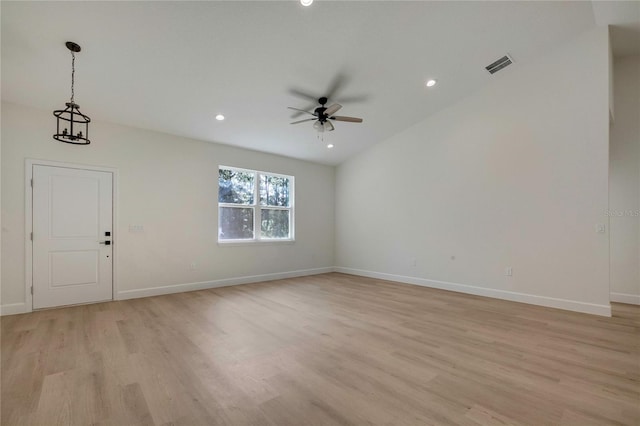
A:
327 144 334 149
426 79 437 87
215 114 225 121
300 0 313 6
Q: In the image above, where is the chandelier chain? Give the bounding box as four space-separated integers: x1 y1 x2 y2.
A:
70 51 75 103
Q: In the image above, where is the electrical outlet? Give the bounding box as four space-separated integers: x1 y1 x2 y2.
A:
189 261 197 270
505 266 513 276
596 224 606 233
129 224 144 233
409 257 416 267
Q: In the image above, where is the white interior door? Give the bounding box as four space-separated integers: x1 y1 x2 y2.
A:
32 165 113 309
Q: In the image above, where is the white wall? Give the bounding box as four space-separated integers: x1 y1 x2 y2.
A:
335 27 612 316
609 55 640 304
1 102 335 313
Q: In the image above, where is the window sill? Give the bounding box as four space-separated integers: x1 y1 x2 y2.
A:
217 239 295 247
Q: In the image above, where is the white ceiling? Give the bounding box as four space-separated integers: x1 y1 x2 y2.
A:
0 1 614 165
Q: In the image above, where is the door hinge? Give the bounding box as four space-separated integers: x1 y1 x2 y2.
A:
30 232 33 241
30 179 33 188
30 287 33 295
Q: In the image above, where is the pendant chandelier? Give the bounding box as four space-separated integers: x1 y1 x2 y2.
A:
53 41 91 145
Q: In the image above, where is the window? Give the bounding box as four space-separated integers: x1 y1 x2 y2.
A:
218 166 294 242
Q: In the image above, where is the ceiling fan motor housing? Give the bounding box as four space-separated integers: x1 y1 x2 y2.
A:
315 97 329 122
315 108 327 122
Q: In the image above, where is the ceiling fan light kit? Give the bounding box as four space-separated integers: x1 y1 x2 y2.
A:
53 41 91 145
313 120 333 132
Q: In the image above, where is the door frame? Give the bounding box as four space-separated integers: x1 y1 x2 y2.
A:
25 159 119 312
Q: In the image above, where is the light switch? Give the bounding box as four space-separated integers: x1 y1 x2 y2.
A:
596 224 606 233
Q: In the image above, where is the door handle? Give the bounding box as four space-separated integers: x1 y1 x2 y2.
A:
99 241 111 245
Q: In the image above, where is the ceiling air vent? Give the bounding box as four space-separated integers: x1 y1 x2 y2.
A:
485 54 513 75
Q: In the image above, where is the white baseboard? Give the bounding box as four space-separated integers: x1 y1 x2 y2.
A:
3 267 615 317
0 303 28 316
335 267 612 317
610 292 640 305
117 267 334 300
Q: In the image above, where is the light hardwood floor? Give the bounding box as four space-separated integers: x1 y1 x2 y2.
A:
1 273 639 425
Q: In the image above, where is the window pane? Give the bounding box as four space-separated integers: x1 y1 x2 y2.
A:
259 175 290 207
219 169 255 204
219 207 254 239
261 209 290 239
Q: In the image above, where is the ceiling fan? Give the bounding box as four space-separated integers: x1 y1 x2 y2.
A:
288 97 363 132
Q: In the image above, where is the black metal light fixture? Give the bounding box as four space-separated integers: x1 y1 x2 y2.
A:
53 41 91 145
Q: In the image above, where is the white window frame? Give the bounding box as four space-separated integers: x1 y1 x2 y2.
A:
218 165 295 244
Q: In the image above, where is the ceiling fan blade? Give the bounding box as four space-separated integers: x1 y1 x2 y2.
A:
288 88 319 102
324 103 342 116
331 116 363 123
325 120 335 131
287 106 316 117
325 73 348 100
336 94 370 104
288 89 320 117
291 109 314 118
290 118 316 125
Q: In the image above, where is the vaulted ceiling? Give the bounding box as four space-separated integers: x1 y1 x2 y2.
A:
1 1 634 165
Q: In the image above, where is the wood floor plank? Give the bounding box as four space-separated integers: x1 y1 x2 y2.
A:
2 272 639 425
